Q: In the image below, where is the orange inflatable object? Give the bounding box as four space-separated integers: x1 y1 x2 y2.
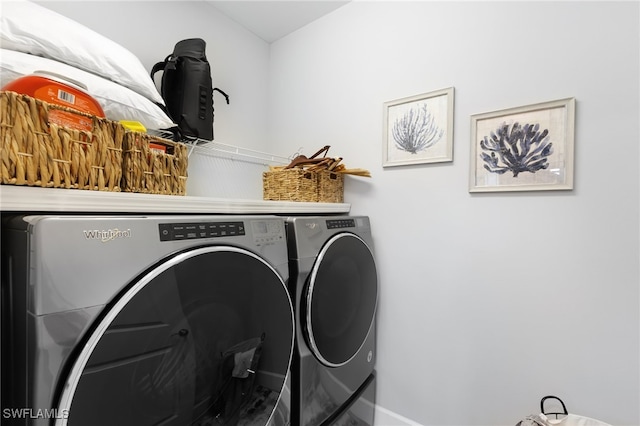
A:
2 71 105 131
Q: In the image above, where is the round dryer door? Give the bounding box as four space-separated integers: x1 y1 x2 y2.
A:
305 233 378 367
54 247 293 426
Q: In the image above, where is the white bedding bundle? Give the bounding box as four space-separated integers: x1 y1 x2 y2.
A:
0 0 175 132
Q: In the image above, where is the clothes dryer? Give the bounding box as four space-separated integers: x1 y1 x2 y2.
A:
285 216 377 426
1 215 294 426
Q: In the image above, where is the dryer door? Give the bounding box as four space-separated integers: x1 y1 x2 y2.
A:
54 246 293 426
304 233 378 367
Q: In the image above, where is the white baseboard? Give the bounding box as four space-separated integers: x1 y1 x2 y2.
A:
374 405 423 426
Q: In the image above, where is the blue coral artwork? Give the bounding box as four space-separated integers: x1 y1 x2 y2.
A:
470 98 575 192
383 87 454 167
479 122 553 177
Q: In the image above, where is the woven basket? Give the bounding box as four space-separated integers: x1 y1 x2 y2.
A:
0 91 124 191
317 170 344 203
121 132 188 195
263 168 319 202
263 168 345 203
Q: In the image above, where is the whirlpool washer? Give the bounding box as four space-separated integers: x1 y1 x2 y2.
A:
1 215 294 426
286 216 378 426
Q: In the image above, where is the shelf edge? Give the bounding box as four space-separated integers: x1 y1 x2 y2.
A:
0 186 351 214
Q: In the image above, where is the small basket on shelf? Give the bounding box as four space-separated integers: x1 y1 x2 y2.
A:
263 145 365 203
121 131 188 196
317 170 344 203
263 168 320 202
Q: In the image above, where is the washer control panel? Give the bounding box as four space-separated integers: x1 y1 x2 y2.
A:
326 218 356 229
159 221 245 241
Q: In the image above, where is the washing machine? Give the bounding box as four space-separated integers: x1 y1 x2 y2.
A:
1 214 294 426
285 216 377 426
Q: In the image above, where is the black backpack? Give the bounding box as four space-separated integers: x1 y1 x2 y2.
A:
151 38 229 141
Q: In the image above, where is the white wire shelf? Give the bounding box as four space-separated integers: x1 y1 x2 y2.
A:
187 140 291 166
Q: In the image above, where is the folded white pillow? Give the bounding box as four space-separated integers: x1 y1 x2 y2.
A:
0 49 175 131
0 0 164 105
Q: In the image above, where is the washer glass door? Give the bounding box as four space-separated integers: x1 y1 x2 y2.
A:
55 247 293 426
305 233 378 367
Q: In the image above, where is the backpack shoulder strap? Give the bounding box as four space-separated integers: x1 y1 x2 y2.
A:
150 61 165 79
150 54 175 79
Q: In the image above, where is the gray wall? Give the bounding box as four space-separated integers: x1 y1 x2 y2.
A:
25 1 640 425
267 2 639 425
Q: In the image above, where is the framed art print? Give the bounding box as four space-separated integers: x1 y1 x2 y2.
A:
383 87 454 167
469 97 575 193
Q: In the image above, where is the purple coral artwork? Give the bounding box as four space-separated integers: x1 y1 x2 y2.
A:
470 98 575 193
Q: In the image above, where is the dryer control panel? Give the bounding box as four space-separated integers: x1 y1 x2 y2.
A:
159 221 245 241
326 218 355 229
251 219 285 245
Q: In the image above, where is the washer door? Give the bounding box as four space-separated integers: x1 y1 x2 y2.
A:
305 233 378 367
54 246 293 426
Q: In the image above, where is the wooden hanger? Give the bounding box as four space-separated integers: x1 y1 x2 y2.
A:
284 145 330 169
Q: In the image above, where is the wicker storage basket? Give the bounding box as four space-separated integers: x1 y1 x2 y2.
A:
263 168 345 203
0 91 124 191
121 132 188 195
263 168 319 202
317 170 344 203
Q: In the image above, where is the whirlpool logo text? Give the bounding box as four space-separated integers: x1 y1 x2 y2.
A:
83 228 132 242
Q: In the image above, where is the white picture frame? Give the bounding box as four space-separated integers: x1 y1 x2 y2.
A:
383 87 454 167
469 97 576 193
